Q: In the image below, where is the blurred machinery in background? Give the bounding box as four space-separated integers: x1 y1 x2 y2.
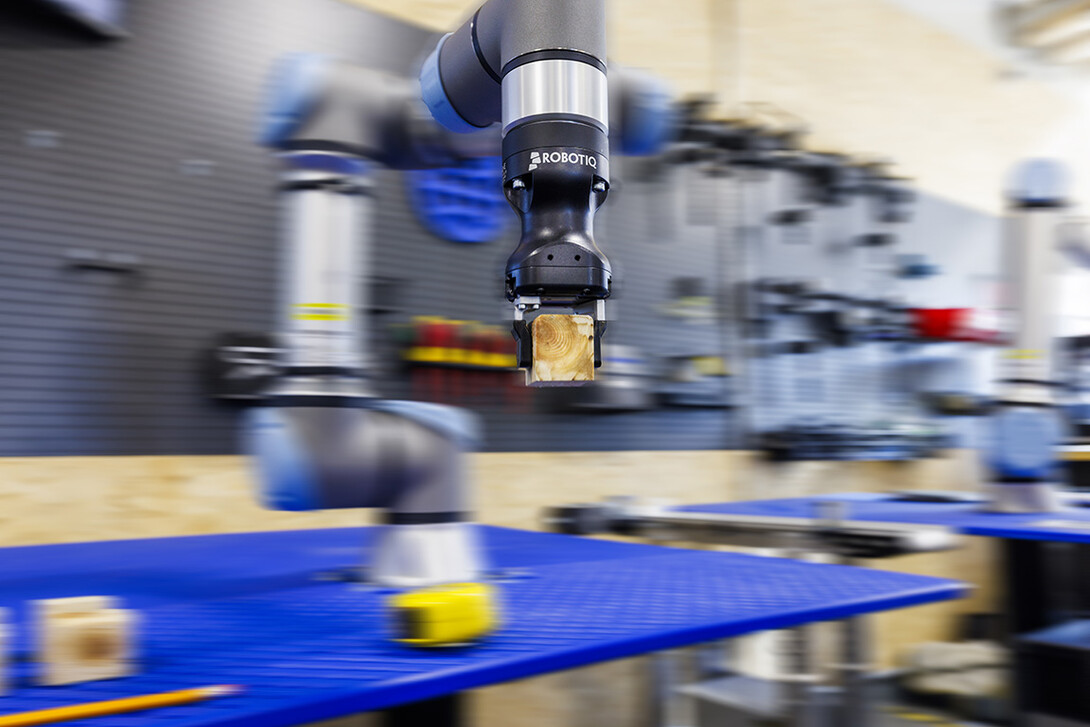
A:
660 99 976 462
749 160 955 462
1058 335 1090 489
1060 334 1090 438
997 0 1090 69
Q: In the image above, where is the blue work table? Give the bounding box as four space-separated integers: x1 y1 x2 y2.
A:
0 526 963 726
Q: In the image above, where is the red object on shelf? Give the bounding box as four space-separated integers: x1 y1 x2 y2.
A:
909 308 1003 344
911 308 968 340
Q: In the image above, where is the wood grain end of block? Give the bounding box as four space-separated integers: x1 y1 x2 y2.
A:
530 314 595 386
36 603 137 686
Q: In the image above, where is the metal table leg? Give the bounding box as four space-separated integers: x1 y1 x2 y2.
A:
382 693 463 727
839 616 872 727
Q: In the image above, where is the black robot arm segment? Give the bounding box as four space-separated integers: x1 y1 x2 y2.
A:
421 0 612 359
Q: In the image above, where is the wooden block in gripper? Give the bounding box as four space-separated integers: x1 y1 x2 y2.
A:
530 314 595 386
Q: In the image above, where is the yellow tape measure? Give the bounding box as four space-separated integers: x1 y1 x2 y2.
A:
390 582 497 647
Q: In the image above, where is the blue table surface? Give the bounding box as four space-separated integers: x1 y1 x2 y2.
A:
680 493 1090 543
0 526 965 726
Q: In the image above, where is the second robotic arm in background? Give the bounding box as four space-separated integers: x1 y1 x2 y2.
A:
987 160 1090 512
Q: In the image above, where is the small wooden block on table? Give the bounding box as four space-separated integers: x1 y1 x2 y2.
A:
530 314 595 385
35 596 137 686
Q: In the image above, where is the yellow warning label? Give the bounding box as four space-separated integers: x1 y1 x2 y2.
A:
1004 349 1043 360
407 347 447 363
293 303 350 321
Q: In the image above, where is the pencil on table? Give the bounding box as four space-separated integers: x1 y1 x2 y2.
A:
0 684 243 727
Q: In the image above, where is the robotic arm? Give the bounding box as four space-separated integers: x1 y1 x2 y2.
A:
419 0 614 368
986 159 1074 512
246 1 675 593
